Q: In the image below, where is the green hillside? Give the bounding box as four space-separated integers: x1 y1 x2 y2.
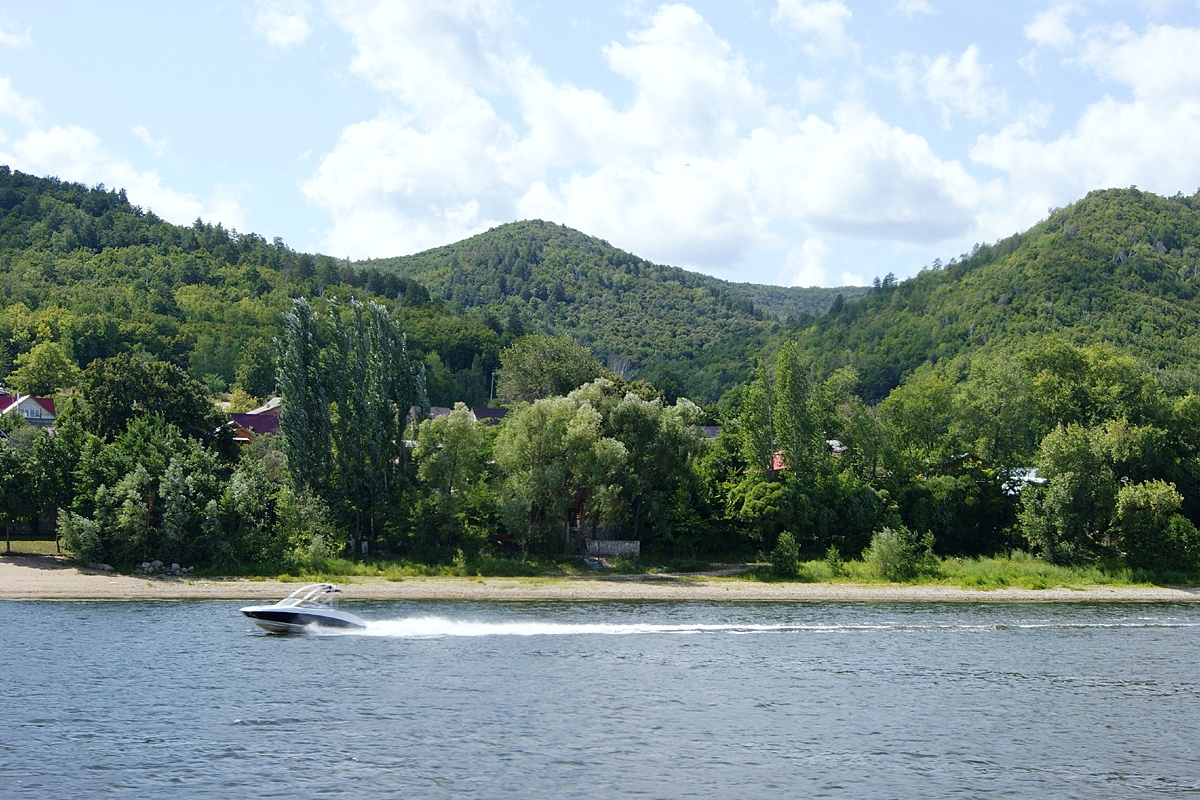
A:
0 168 512 408
793 188 1200 400
358 221 864 399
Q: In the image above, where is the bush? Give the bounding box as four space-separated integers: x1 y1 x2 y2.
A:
865 526 938 582
771 531 800 578
824 545 845 576
1115 480 1200 571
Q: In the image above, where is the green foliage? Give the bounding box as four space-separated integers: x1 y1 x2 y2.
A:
7 341 80 395
792 188 1200 402
412 402 493 558
823 545 844 576
72 352 233 457
865 525 938 582
496 333 607 404
770 530 800 578
58 415 226 566
360 219 858 402
277 297 427 547
493 393 626 552
234 337 275 398
1114 480 1200 571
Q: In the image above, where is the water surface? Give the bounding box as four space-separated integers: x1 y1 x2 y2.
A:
3 600 1199 797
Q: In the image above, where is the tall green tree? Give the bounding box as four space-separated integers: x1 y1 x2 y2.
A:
234 337 276 399
495 334 607 404
7 341 80 396
72 353 233 457
494 394 626 552
276 298 330 497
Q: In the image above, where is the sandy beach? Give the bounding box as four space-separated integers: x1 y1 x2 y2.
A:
4 553 1200 602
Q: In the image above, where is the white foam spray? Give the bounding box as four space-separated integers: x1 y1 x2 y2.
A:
352 617 1200 639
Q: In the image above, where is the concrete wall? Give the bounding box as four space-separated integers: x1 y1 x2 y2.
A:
586 539 640 557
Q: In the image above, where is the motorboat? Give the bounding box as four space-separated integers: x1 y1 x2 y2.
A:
240 583 368 634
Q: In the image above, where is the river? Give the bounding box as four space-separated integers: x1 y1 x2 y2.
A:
3 600 1199 797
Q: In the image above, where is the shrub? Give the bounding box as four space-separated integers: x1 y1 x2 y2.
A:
1115 480 1200 571
824 545 845 576
865 526 938 582
771 531 800 578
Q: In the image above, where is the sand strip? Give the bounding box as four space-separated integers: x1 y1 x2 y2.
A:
4 554 1200 602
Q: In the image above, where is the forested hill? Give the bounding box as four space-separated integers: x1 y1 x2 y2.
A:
794 187 1200 401
0 167 514 408
358 221 865 398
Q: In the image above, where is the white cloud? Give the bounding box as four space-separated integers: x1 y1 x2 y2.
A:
971 22 1200 239
0 76 39 127
892 0 935 18
894 45 1008 124
1025 2 1080 49
306 1 985 279
0 23 31 48
772 0 857 58
249 0 312 49
131 124 167 157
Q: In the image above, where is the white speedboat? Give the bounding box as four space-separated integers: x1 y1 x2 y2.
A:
240 583 368 634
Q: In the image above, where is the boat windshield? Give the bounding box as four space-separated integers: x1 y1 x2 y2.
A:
276 583 340 607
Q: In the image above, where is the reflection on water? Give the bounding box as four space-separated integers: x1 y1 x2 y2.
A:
3 600 1200 798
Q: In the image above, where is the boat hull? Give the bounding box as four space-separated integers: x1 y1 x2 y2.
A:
240 607 368 635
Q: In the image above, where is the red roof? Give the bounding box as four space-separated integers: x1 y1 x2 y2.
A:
0 395 56 416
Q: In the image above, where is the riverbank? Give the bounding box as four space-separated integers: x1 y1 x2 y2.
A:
4 553 1200 602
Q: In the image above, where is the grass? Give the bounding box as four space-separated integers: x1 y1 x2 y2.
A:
16 540 1198 589
746 550 1188 589
2 538 62 556
195 555 571 582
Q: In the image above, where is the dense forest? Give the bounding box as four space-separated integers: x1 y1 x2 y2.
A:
794 188 1200 402
359 221 864 400
4 167 1200 580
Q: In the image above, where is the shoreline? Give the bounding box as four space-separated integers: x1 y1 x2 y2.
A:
4 554 1200 602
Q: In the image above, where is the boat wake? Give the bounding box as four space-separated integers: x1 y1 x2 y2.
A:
352 616 1200 639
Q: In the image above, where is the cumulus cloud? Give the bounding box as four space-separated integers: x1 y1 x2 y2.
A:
892 0 935 18
0 78 246 231
0 23 31 48
249 0 313 49
1024 2 1080 49
3 123 247 228
0 76 40 127
772 0 857 58
894 45 1008 124
132 124 167 157
305 1 983 275
971 21 1200 239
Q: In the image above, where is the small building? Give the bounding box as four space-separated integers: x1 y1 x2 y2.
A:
471 407 507 425
246 397 282 415
0 394 57 429
227 412 281 444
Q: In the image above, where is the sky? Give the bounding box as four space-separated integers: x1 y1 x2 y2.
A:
0 1 1197 287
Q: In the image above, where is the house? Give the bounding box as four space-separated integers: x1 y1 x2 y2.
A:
246 397 281 415
0 394 57 429
227 412 281 444
471 407 507 425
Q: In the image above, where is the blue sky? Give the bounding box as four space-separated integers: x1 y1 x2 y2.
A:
0 1 1197 286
